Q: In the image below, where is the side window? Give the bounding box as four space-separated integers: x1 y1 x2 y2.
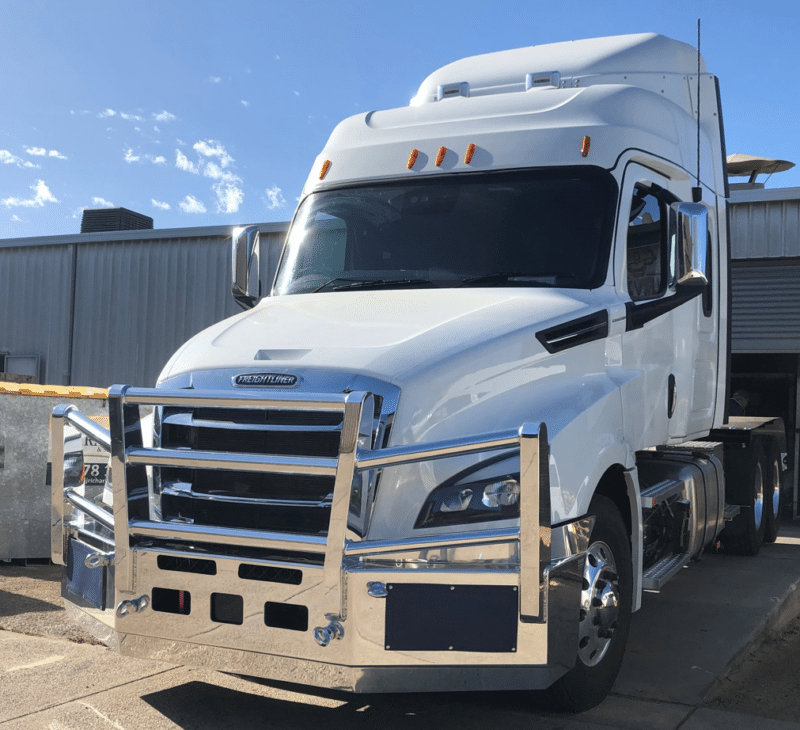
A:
702 226 713 317
627 185 667 301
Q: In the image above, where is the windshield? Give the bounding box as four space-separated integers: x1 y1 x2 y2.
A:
273 167 617 295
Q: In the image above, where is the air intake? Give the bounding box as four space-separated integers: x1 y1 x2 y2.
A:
80 207 154 233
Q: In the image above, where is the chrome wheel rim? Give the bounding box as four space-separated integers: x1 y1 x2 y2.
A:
578 541 620 667
754 461 764 530
772 459 781 516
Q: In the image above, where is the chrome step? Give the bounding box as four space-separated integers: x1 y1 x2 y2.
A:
642 552 690 591
640 478 684 508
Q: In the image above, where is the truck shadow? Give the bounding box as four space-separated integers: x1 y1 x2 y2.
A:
0 588 63 617
141 680 566 729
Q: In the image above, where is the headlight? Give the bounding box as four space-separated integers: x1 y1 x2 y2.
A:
415 474 520 529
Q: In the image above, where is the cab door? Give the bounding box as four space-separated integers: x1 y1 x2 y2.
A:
618 164 718 448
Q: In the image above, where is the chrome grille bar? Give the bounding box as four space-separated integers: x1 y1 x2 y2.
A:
121 387 348 411
127 446 339 476
127 519 327 552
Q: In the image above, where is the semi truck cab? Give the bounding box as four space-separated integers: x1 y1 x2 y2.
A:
51 33 784 712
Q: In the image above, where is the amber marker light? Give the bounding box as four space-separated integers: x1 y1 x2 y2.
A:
319 160 332 179
464 143 476 164
581 135 591 158
407 149 419 169
435 146 448 167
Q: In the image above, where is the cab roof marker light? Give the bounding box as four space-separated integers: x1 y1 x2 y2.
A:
319 159 332 180
526 71 561 90
464 143 476 164
437 82 469 101
435 146 448 167
581 135 591 158
407 149 419 169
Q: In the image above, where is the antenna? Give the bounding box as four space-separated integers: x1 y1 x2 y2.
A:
693 19 703 203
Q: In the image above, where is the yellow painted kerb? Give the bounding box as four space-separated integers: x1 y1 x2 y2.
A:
0 382 108 399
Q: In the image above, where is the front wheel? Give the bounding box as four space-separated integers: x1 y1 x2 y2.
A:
544 495 632 712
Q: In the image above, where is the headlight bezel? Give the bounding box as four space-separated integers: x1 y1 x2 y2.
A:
414 453 521 529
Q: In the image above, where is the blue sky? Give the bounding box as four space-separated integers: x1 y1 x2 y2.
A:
2 0 799 239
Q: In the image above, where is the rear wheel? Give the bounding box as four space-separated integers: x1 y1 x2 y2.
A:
763 440 783 544
720 441 766 556
544 495 632 712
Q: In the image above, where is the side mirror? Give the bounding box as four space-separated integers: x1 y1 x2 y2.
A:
232 226 261 310
670 202 709 287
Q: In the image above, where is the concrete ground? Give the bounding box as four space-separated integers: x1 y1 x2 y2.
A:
1 522 799 729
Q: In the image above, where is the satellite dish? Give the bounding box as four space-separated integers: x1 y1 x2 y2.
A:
726 153 795 184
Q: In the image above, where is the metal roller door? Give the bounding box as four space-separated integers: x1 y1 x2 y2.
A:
731 260 800 353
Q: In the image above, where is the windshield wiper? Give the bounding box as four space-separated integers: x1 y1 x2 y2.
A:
315 278 434 292
309 276 434 294
310 277 363 293
458 272 574 287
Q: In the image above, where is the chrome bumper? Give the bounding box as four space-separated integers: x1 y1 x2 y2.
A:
51 385 587 693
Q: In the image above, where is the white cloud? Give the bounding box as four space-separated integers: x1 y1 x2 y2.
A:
49 150 67 159
25 146 47 156
175 149 199 174
176 140 243 214
98 108 116 118
203 161 239 183
241 100 250 107
11 214 22 222
153 125 161 133
150 155 167 165
179 195 206 213
154 110 176 122
2 180 59 208
214 182 243 214
124 148 140 163
151 199 170 210
194 140 233 168
176 138 186 146
265 185 286 210
92 197 114 208
1 150 38 168
209 76 222 84
120 112 144 121
294 90 300 97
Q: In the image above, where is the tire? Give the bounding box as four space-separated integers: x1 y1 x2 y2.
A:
763 440 783 544
544 495 632 712
720 440 766 556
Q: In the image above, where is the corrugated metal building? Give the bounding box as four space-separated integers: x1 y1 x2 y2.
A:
729 185 800 518
0 222 288 387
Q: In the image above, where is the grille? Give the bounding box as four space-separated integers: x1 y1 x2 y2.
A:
157 405 344 536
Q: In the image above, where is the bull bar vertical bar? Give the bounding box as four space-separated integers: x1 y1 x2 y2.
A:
49 405 70 565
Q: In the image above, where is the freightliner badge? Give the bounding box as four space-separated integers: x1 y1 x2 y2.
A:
233 373 300 387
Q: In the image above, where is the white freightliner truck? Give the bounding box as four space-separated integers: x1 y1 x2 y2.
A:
51 33 787 711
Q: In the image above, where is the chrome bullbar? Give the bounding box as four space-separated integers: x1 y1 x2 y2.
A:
51 385 587 692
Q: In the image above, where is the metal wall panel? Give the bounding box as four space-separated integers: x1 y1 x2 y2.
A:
70 226 288 387
730 197 800 259
0 223 288 387
731 261 800 353
0 244 74 383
